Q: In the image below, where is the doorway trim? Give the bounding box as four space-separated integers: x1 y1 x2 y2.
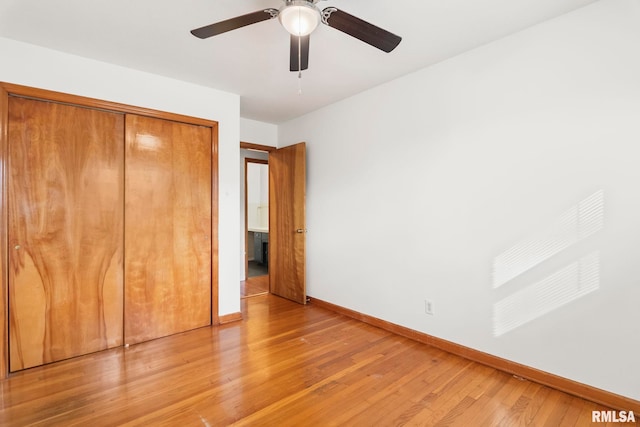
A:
241 141 274 298
244 158 269 282
241 141 276 152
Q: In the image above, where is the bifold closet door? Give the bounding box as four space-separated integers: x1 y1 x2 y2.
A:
124 115 212 345
7 97 124 372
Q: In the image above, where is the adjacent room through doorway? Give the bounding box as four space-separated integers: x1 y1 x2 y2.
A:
243 148 270 298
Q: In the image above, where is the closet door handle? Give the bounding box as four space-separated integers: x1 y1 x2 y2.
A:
296 229 306 234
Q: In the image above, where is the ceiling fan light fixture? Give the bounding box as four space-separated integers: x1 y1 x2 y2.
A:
279 1 320 36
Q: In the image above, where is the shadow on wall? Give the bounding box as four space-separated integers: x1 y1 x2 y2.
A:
492 190 604 337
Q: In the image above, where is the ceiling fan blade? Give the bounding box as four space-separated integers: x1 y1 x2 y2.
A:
321 8 401 53
191 9 278 39
290 34 310 72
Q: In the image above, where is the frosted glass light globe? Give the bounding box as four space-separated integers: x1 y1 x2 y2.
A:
279 2 320 36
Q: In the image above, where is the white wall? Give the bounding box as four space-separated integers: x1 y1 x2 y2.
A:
240 117 278 147
279 0 640 400
0 37 241 317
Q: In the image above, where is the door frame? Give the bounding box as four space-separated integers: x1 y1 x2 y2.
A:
240 141 307 304
241 142 275 288
0 82 220 377
244 158 269 281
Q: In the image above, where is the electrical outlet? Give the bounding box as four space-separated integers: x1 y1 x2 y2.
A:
424 299 434 315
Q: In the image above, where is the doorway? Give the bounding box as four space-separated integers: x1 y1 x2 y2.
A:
240 141 307 304
242 144 272 298
244 158 269 297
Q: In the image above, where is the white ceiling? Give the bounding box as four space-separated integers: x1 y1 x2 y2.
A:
0 0 596 124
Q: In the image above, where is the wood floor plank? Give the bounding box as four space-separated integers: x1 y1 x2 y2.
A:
0 294 634 426
559 396 588 426
295 342 430 424
328 345 453 425
493 380 541 427
241 275 269 297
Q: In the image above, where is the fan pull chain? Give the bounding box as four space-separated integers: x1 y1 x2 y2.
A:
297 9 303 95
298 38 303 95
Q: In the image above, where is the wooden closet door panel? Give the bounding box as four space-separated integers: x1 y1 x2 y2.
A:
8 97 124 371
124 115 212 345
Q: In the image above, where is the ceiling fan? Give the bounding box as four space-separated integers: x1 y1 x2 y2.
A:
190 0 402 72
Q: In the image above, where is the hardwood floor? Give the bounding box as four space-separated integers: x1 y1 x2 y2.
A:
241 275 269 298
0 294 632 426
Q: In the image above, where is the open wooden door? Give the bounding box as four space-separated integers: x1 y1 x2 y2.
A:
269 142 306 304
